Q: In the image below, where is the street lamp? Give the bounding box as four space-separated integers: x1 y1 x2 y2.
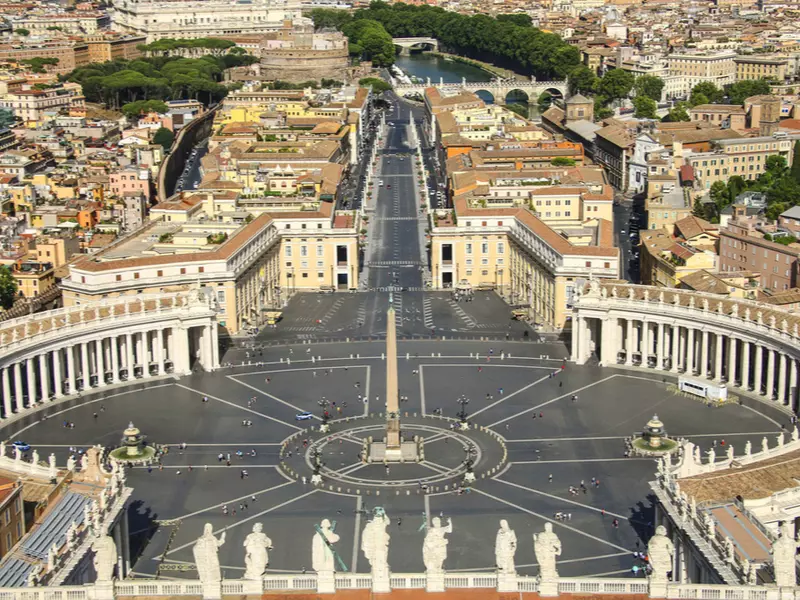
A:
456 395 470 429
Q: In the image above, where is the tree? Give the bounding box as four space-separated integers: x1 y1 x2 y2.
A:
551 157 576 166
689 92 709 108
568 66 597 96
153 126 175 150
0 266 17 310
0 108 14 129
122 99 169 118
497 13 532 27
359 77 391 92
690 82 722 105
791 141 800 184
633 95 657 119
765 154 788 176
309 8 353 31
14 28 29 36
726 79 771 105
597 69 634 101
633 75 664 102
663 102 690 122
537 91 552 111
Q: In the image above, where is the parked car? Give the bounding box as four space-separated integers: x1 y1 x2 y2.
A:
295 412 314 421
12 441 30 452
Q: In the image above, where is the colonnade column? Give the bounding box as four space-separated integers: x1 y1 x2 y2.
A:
26 358 36 406
700 330 709 378
111 337 120 384
80 342 90 391
38 353 49 401
600 318 614 366
1 368 11 417
156 329 165 375
670 325 680 373
686 328 695 374
625 320 634 366
728 338 737 385
210 324 219 369
754 345 764 395
767 349 776 400
741 341 751 391
126 333 135 379
641 320 649 367
571 316 580 363
790 359 799 411
13 363 23 412
52 349 63 399
67 347 76 395
656 323 665 370
778 354 788 405
714 334 724 382
95 338 106 387
142 332 152 379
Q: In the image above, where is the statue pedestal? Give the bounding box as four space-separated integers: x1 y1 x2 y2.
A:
201 581 222 600
539 578 559 597
317 570 336 594
497 572 517 593
311 473 323 486
464 472 476 484
779 588 797 600
372 567 391 593
94 581 115 600
240 579 264 595
426 571 445 592
648 579 668 598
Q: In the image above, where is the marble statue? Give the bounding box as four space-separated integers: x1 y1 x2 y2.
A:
495 520 517 574
0 442 5 457
361 509 390 577
423 517 453 574
745 440 752 456
193 524 226 584
48 453 57 477
92 534 117 583
647 525 674 584
81 454 89 471
727 446 734 462
771 521 800 587
704 513 715 538
724 537 735 563
693 446 701 464
243 523 272 580
312 519 340 573
747 561 758 585
777 432 785 448
762 437 769 454
32 450 39 465
793 427 800 442
690 496 697 520
13 446 21 461
47 543 57 571
707 448 716 465
533 523 561 580
67 456 76 472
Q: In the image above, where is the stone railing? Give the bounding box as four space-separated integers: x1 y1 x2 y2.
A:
0 290 214 354
10 575 798 599
0 445 58 480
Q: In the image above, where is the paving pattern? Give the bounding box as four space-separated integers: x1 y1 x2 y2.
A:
2 339 789 581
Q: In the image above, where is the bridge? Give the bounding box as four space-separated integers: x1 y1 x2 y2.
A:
392 37 439 54
393 79 568 105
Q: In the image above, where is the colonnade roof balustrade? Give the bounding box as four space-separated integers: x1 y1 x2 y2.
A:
0 291 214 356
583 281 800 346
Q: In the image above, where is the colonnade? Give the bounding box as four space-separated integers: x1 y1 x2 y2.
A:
572 283 800 411
0 292 221 421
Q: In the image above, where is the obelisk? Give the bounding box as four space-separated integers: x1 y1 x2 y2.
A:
385 295 401 452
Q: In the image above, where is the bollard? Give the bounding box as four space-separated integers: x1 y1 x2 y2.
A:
431 352 434 357
350 354 354 359
406 490 410 495
406 353 410 360
438 352 441 358
357 354 360 358
312 356 316 363
376 490 380 496
357 489 361 495
287 358 291 365
382 353 385 360
280 358 285 363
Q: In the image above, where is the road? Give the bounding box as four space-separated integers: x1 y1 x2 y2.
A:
177 139 208 193
613 198 640 283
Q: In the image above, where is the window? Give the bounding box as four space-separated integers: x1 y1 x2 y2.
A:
157 270 163 277
116 275 121 282
497 242 504 254
466 259 473 266
302 272 308 278
481 242 488 254
316 245 323 257
199 267 204 273
180 268 186 275
134 272 140 279
481 258 488 265
585 261 591 267
465 243 472 255
481 270 488 276
301 246 308 257
317 261 324 268
285 246 292 257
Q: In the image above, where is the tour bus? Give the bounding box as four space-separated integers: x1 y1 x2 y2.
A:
678 376 728 401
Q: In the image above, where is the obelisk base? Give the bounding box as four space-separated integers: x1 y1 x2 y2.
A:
367 440 421 462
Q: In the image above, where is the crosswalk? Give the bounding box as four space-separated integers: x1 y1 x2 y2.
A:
319 297 344 326
366 260 423 266
374 217 417 221
357 298 367 327
393 293 404 327
281 326 319 332
423 296 434 329
447 299 477 328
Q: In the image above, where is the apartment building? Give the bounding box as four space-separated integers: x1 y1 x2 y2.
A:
667 51 737 95
719 206 800 291
639 217 719 288
11 260 56 298
0 83 85 126
685 133 797 190
734 56 787 82
0 478 24 561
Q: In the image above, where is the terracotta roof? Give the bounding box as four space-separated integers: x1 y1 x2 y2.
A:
674 215 717 240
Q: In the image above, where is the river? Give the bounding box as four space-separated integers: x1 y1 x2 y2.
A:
393 53 542 120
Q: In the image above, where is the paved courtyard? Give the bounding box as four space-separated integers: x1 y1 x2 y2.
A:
1 339 789 582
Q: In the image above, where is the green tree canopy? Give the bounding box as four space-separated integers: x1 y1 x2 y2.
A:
122 99 169 118
309 8 354 31
0 266 17 310
496 13 532 27
568 66 597 96
690 82 723 105
359 77 391 92
343 19 396 66
791 141 800 184
597 69 634 101
14 28 29 36
663 101 690 122
153 126 175 149
633 95 657 119
633 75 664 102
726 79 772 105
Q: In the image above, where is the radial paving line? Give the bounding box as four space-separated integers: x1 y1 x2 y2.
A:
352 496 363 574
493 478 629 520
166 488 317 555
175 384 302 431
471 374 551 418
419 364 427 415
473 488 629 552
227 375 313 418
173 479 295 520
510 458 652 464
487 375 620 428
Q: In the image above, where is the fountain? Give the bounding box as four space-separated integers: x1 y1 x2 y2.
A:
108 422 156 464
630 415 678 456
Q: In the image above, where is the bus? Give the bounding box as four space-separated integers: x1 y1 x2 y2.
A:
678 376 728 401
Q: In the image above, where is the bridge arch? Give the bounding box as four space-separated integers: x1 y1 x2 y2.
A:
543 87 565 100
504 88 530 105
473 89 496 104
